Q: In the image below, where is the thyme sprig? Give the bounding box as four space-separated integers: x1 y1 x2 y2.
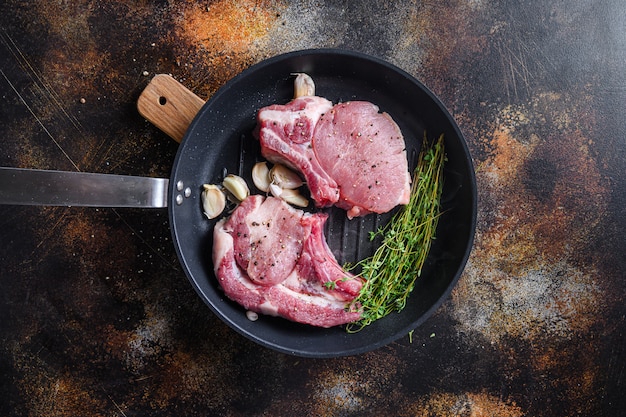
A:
347 133 446 332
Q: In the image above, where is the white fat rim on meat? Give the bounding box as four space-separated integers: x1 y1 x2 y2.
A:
259 97 333 126
212 218 232 275
259 301 279 316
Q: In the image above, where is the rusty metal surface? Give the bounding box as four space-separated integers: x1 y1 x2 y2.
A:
0 0 624 415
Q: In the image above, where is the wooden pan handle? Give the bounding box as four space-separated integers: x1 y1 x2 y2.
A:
137 74 206 143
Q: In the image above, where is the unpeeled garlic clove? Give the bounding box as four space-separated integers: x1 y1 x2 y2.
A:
293 73 315 98
269 183 283 198
201 184 226 219
277 188 309 207
270 164 304 189
222 174 250 202
252 162 271 192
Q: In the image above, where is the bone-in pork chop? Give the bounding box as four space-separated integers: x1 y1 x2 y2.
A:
212 195 363 327
255 95 410 218
255 96 340 207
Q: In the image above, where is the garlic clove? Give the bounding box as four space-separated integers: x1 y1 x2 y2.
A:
246 310 259 321
269 183 283 198
252 162 271 192
293 73 315 98
277 188 309 207
222 174 250 202
270 164 304 189
201 184 226 219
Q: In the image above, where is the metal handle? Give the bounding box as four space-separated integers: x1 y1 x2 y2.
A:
0 167 169 208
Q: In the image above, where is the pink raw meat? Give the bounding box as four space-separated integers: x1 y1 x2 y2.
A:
255 96 339 207
255 95 410 218
212 195 363 328
313 101 411 218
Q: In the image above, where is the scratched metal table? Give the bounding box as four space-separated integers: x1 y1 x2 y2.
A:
1 1 624 416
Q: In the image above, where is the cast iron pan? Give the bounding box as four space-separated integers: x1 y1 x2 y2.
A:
159 49 476 357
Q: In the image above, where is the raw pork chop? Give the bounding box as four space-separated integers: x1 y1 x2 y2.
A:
255 95 410 218
212 195 363 328
255 96 339 207
313 101 411 218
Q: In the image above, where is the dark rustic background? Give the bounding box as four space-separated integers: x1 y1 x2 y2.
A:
1 1 624 416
